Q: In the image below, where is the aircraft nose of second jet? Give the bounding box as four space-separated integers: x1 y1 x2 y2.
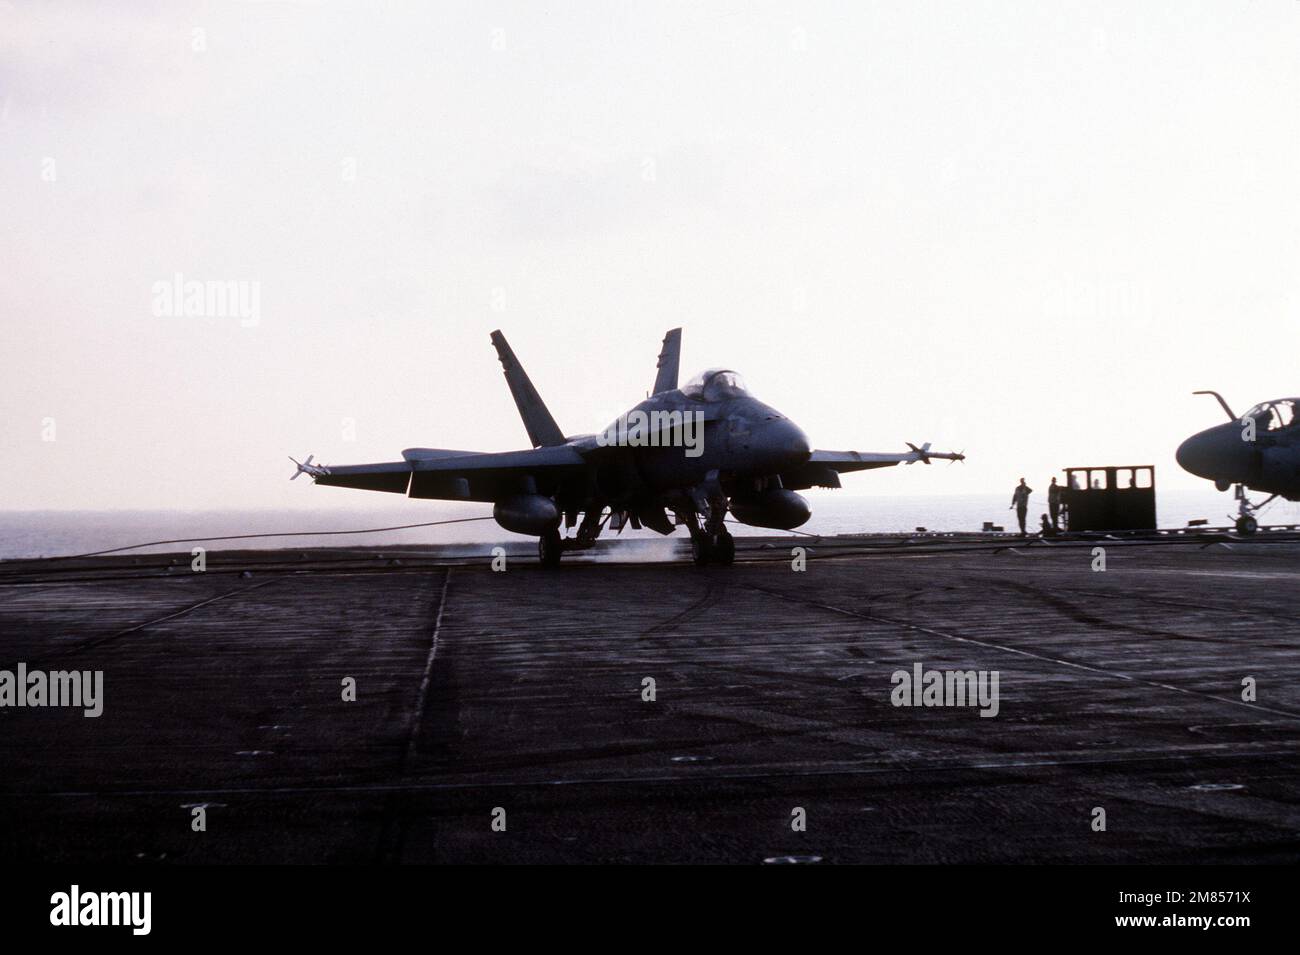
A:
1176 424 1255 484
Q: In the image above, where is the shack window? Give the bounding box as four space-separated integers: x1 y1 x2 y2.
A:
1116 468 1134 489
1135 468 1153 489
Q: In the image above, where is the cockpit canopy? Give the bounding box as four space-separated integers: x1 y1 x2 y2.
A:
1244 399 1300 432
681 368 749 401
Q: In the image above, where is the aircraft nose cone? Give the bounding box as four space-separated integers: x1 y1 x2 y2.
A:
766 418 811 466
1176 425 1254 483
1174 432 1209 477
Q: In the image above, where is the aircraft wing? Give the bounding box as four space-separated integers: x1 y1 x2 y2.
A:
307 445 588 502
781 446 964 489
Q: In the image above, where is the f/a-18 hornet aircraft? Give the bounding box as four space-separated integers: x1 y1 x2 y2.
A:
291 329 964 566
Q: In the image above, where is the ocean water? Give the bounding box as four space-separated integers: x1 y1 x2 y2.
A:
0 488 1285 560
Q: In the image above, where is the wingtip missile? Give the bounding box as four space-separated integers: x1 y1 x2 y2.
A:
905 442 964 465
289 454 327 481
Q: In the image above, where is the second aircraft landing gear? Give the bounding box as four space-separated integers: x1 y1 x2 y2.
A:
1232 485 1276 535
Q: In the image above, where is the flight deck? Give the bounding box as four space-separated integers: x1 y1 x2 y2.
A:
2 535 1299 864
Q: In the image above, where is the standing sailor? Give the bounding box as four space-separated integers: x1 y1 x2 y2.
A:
1010 478 1033 536
1047 477 1062 530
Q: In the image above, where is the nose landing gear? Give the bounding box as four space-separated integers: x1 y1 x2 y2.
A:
684 487 735 566
688 527 735 566
691 527 733 563
1232 485 1276 535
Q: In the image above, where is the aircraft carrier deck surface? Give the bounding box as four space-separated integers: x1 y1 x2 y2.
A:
3 533 1299 864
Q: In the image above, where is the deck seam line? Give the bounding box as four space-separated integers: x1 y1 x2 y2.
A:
10 744 1300 799
405 568 452 765
6 575 284 669
744 583 1300 724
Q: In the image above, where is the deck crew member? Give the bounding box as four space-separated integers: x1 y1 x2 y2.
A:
1047 477 1062 530
1010 478 1033 536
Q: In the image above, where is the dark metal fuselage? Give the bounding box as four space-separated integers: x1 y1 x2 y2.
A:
1176 419 1300 499
566 387 812 529
1177 396 1300 501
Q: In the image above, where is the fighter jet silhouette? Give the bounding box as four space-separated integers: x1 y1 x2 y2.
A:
292 329 963 565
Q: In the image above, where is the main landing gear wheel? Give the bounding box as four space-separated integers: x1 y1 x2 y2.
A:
1235 515 1258 535
690 530 734 566
538 529 563 567
713 530 735 565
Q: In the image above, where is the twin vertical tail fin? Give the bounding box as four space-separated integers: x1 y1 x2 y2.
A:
489 327 682 447
652 327 682 395
489 330 567 448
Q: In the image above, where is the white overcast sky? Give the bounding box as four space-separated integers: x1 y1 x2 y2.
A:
2 0 1298 510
